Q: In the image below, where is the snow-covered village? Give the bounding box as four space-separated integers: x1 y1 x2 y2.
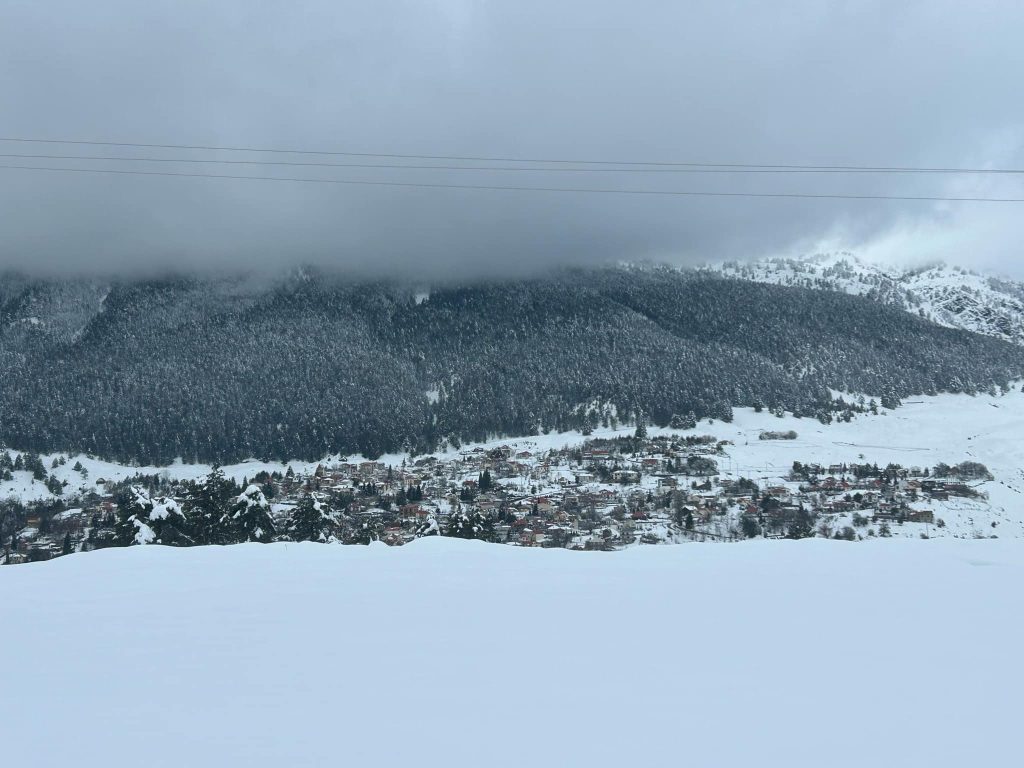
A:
5 386 1020 564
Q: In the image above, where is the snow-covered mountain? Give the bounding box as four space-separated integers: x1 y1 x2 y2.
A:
706 253 1024 346
5 266 1021 464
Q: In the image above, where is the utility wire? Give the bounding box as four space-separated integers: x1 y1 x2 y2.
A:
0 136 1020 174
2 163 1023 202
0 152 1015 174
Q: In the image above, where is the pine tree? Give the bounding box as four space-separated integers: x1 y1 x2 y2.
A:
581 410 596 436
224 486 276 543
22 453 47 481
114 487 157 546
184 466 237 545
673 412 697 430
445 508 473 538
286 494 336 543
445 508 493 540
346 517 383 545
148 496 190 545
114 489 188 548
415 513 440 537
785 509 817 540
634 410 648 440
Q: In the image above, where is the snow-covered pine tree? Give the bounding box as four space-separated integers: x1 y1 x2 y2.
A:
581 411 595 435
285 494 336 542
184 466 237 545
346 517 384 545
415 512 440 537
148 495 190 545
22 453 47 481
445 508 493 540
225 485 276 544
634 410 648 439
114 487 157 546
45 475 63 496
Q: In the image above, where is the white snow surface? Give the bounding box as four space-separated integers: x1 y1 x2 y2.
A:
1 537 1020 767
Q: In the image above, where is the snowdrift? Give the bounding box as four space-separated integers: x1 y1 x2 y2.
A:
2 538 1021 767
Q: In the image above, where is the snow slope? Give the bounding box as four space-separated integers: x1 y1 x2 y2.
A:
707 252 1024 346
1 538 1020 767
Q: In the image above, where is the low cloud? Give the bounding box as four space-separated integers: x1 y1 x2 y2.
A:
2 1 1023 277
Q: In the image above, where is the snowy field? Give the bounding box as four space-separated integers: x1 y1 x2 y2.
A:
1 537 1020 767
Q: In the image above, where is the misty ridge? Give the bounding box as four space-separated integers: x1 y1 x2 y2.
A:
1 265 1021 465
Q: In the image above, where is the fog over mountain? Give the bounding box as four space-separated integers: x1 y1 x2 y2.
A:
3 1 1024 277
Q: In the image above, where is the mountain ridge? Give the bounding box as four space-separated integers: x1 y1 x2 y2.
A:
704 252 1024 346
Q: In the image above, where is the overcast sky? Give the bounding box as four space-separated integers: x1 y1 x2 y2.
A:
2 0 1023 278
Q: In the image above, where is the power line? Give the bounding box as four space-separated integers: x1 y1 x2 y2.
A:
3 163 1024 202
0 136 1020 174
0 152 1018 175
0 152 1016 175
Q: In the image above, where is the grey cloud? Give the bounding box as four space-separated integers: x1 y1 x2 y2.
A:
2 0 1023 278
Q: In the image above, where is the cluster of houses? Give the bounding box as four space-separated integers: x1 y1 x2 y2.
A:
2 435 992 564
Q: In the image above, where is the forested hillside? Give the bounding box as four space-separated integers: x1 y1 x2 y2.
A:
710 253 1024 346
1 266 1021 463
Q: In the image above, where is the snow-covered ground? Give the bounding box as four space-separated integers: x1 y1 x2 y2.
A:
1 537 1020 767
